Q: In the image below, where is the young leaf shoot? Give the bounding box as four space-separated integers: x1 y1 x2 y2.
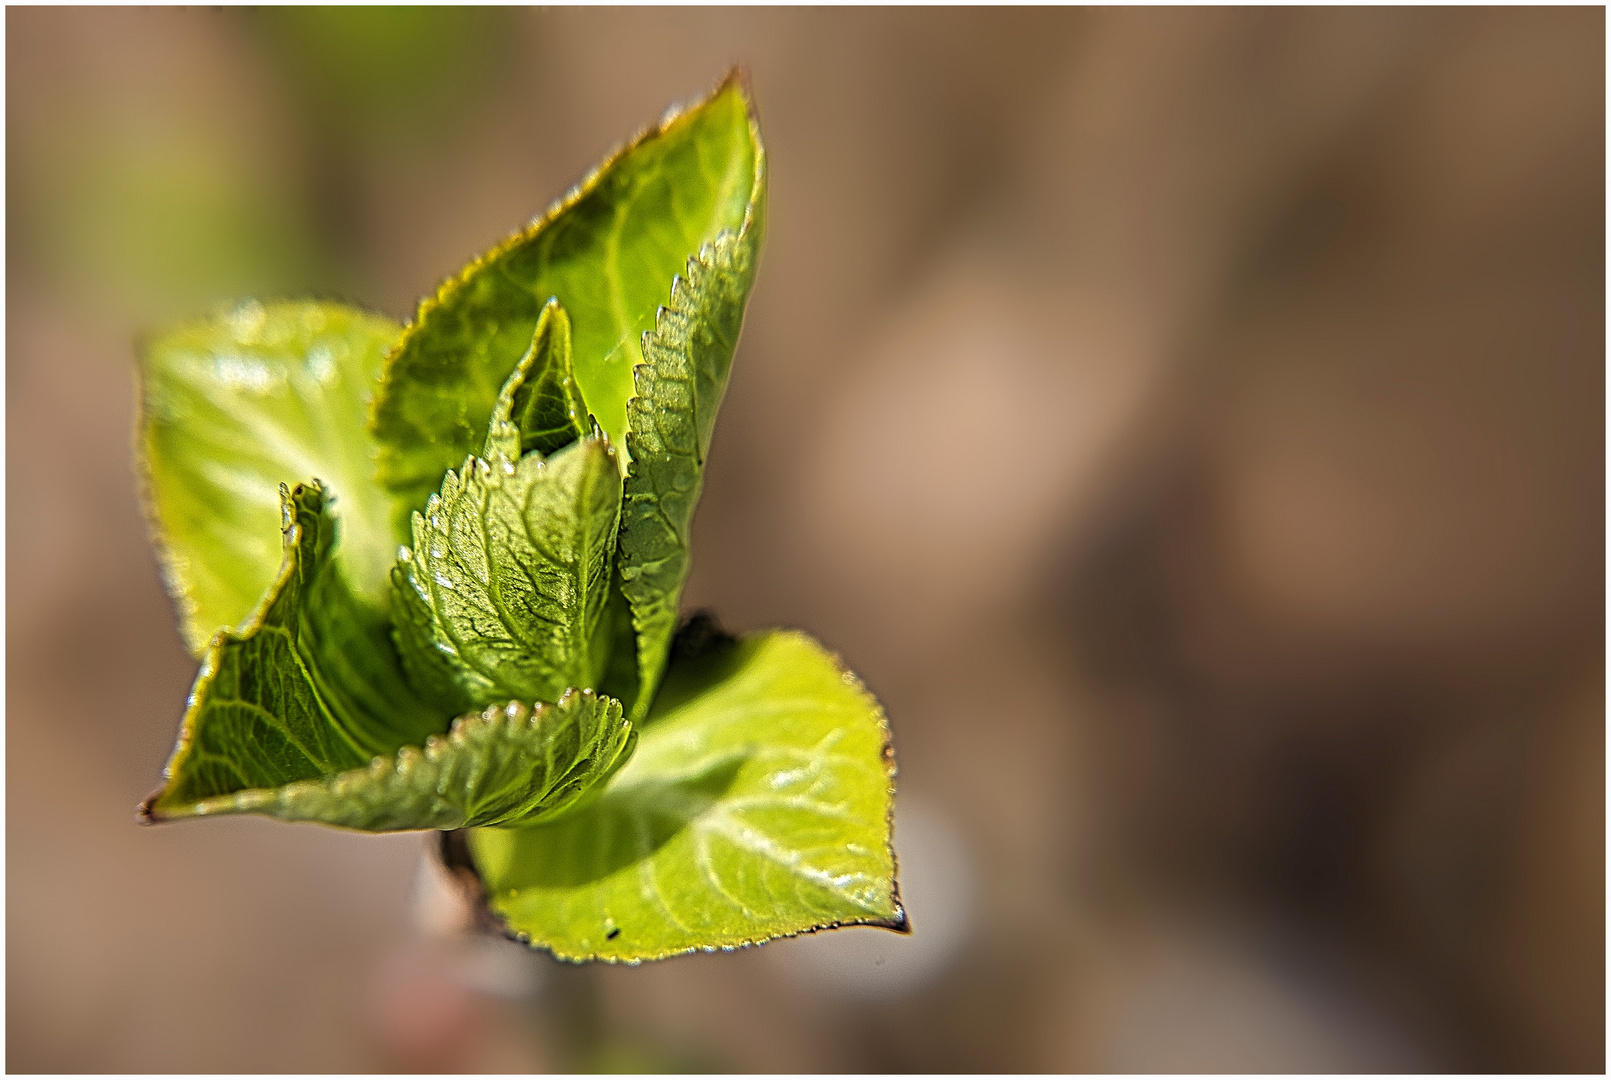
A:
136 72 904 961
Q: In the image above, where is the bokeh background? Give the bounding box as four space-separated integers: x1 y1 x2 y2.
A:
7 6 1604 1072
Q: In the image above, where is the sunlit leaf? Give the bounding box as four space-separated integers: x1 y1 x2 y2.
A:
135 74 902 967
140 300 405 653
390 438 623 715
614 227 760 717
370 74 764 528
463 628 904 962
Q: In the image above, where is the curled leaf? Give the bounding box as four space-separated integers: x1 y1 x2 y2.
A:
139 301 407 653
147 691 634 832
142 482 445 821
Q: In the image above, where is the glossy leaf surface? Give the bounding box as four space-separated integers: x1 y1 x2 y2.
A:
143 483 445 820
465 630 904 962
136 75 903 966
147 691 634 831
370 75 764 527
140 300 404 654
390 438 623 716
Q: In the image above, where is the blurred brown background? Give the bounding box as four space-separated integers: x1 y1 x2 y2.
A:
7 6 1604 1073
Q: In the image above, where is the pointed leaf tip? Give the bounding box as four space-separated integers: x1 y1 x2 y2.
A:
370 77 764 528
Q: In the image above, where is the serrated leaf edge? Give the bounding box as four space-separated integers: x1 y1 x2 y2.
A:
369 67 764 442
616 228 762 719
141 688 632 829
393 435 622 704
610 113 767 716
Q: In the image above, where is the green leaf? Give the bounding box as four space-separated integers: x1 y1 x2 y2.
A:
462 628 905 963
369 73 765 529
144 690 635 832
615 227 760 718
140 300 407 655
142 482 446 820
485 298 593 463
391 437 623 715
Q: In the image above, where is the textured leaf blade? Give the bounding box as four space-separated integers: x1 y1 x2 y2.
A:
370 74 764 526
464 628 904 963
615 229 760 718
140 300 406 655
145 691 635 832
391 438 623 715
142 483 446 820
